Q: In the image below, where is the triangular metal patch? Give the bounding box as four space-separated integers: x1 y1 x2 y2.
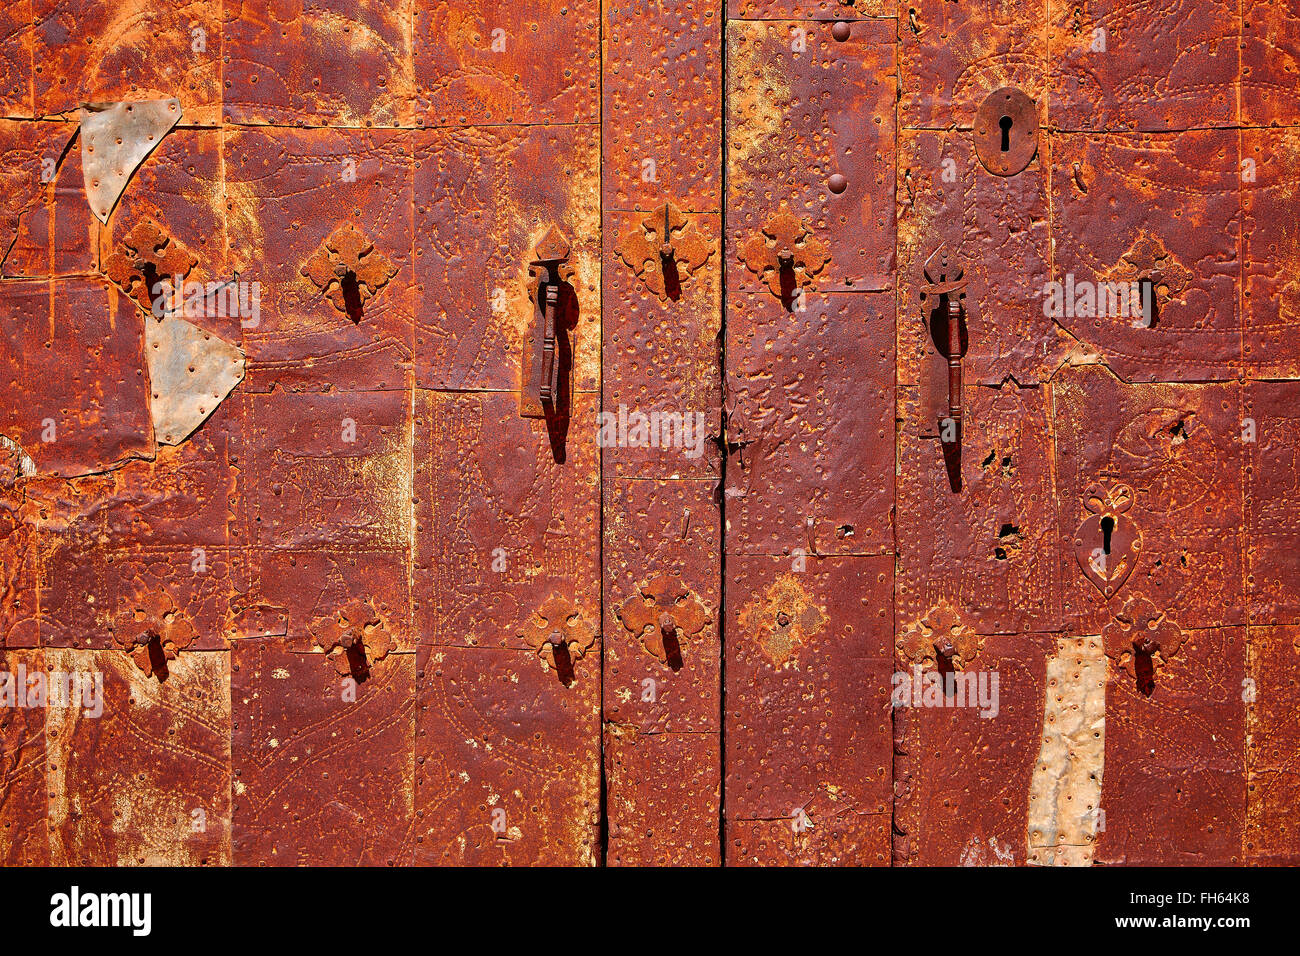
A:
80 98 183 224
145 316 245 446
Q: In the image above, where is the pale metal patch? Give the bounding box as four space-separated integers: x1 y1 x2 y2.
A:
145 316 245 446
0 435 37 483
1026 635 1107 866
80 99 182 224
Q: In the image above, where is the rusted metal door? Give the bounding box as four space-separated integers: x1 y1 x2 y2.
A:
885 0 1271 867
719 0 1297 868
1 0 1298 871
0 0 607 867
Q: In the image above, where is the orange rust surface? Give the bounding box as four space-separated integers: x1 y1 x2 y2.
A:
1 2 1297 869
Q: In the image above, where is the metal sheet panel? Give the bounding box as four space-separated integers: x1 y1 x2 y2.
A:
413 125 600 392
727 18 895 296
413 390 600 650
1241 0 1300 127
896 383 1063 636
1245 382 1300 627
0 498 41 648
413 0 598 126
899 0 1046 130
47 647 231 865
728 0 890 21
603 210 720 479
1052 365 1245 635
1050 131 1241 384
222 0 411 127
604 726 720 866
896 128 1064 388
1245 625 1300 864
103 129 229 304
893 632 1054 866
1049 0 1237 131
39 540 233 651
0 648 47 864
0 1 32 117
603 0 720 212
603 478 719 734
0 119 84 279
224 127 414 393
1095 626 1246 865
724 554 893 865
33 0 222 126
231 638 414 865
729 813 891 867
1242 128 1300 379
603 478 720 863
0 279 151 477
413 644 599 865
726 290 893 557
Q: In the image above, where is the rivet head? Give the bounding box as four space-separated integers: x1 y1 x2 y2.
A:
828 173 848 194
832 21 851 41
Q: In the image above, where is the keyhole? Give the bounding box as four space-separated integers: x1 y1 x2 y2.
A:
131 257 163 314
1138 277 1159 327
999 115 1013 152
1100 515 1114 554
336 267 364 323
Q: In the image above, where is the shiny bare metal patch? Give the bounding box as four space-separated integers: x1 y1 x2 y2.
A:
79 98 181 224
1027 636 1106 866
145 316 245 446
